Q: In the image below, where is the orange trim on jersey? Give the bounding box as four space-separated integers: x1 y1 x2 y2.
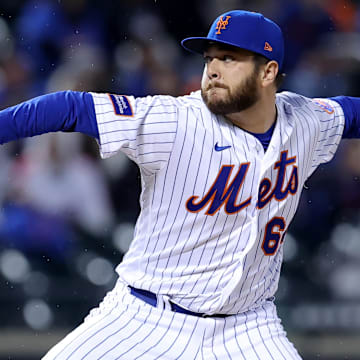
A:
261 216 286 256
186 163 252 216
280 229 287 244
185 164 234 215
203 164 251 216
274 161 298 204
223 162 252 216
257 151 297 209
257 177 273 207
289 166 298 193
312 99 334 115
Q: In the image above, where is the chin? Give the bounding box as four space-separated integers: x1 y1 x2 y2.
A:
201 88 231 115
206 89 227 102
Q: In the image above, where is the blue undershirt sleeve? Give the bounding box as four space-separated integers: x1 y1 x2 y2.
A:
0 90 99 145
330 96 360 139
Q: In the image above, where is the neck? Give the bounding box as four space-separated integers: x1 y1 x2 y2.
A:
225 92 277 133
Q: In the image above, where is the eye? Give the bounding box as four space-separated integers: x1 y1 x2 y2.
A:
203 56 212 64
223 55 234 63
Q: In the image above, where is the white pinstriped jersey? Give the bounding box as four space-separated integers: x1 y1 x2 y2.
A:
91 90 345 315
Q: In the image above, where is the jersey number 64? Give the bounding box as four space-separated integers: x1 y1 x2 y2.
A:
262 217 286 256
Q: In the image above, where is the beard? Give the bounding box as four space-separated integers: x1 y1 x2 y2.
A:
201 69 260 115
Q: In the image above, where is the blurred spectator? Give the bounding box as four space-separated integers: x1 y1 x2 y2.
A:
325 0 357 32
275 0 335 72
0 133 115 261
15 0 106 92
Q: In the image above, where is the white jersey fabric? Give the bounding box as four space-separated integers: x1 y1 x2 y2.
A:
91 90 344 315
43 279 301 360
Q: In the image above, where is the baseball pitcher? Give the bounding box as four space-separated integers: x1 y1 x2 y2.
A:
1 9 357 360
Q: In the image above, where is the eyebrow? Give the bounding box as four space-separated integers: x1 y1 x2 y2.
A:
204 44 255 57
205 44 238 52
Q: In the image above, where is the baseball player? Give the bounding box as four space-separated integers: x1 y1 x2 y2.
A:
0 9 358 360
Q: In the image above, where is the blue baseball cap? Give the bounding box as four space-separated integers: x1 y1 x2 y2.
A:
181 10 284 70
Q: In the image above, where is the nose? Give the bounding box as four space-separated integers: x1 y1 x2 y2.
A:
206 58 221 79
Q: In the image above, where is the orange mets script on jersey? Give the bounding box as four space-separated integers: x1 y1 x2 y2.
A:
312 99 334 114
186 151 298 216
216 16 231 34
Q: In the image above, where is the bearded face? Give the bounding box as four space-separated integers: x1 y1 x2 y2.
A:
201 65 261 115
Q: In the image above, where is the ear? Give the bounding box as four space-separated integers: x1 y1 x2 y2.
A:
260 61 279 88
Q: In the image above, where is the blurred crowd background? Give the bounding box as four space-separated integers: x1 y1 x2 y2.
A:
0 0 360 359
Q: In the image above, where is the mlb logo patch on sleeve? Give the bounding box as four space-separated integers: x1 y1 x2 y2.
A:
108 94 134 116
312 99 334 114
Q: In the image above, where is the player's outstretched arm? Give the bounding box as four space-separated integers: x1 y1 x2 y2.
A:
331 96 360 138
0 91 99 144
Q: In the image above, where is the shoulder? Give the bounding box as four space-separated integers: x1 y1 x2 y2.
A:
276 91 313 109
91 90 205 111
130 90 207 117
276 91 338 115
173 90 205 110
276 91 336 125
275 92 318 127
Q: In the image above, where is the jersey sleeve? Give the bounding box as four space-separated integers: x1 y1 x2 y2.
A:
330 96 360 138
0 91 99 144
308 97 345 176
90 93 178 173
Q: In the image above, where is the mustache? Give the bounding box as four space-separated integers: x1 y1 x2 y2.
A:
205 82 229 91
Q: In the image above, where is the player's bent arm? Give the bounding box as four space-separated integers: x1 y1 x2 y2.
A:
331 96 360 138
0 91 99 144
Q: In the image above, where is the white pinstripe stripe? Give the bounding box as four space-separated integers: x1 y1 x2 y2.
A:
46 308 130 359
44 282 303 359
163 126 207 289
261 305 288 360
210 320 218 360
89 313 143 359
254 311 276 360
110 309 154 359
66 293 143 359
233 316 247 360
132 312 178 359
46 291 128 359
157 111 199 289
164 317 201 360
269 305 301 360
151 316 188 360
166 111 217 304
244 312 262 359
144 109 190 285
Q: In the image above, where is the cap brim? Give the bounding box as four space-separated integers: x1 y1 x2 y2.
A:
181 37 245 54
